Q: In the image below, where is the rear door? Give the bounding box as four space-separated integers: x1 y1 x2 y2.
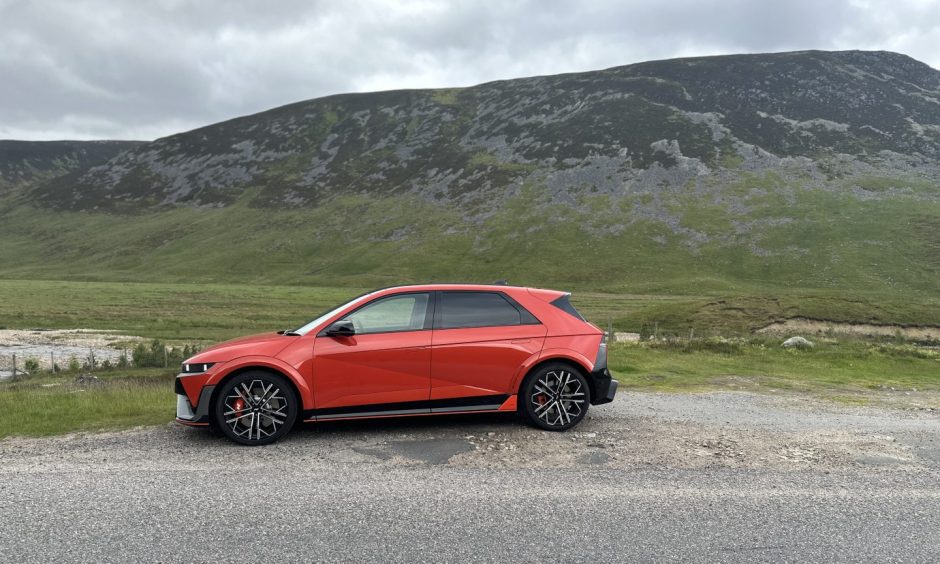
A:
430 291 546 404
312 292 433 416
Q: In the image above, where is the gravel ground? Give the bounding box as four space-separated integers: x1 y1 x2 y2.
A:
1 392 938 562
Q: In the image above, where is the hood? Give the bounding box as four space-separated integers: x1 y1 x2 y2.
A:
185 332 296 364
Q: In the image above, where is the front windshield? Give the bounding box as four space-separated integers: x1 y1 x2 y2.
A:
290 291 379 336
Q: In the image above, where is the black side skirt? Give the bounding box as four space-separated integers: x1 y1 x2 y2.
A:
303 394 509 421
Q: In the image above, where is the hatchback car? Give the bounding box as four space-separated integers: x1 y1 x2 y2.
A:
175 284 617 445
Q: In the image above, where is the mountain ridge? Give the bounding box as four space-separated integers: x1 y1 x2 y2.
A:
0 49 938 304
0 139 143 194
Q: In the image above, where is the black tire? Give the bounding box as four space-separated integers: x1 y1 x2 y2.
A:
212 371 298 446
519 363 590 431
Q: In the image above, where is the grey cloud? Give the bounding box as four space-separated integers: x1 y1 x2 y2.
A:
2 0 939 140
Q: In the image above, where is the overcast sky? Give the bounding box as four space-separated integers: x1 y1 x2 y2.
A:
3 0 940 141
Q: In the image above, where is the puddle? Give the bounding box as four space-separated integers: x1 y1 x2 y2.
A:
388 438 474 465
580 451 610 465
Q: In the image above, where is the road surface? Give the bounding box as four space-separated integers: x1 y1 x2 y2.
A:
1 392 938 562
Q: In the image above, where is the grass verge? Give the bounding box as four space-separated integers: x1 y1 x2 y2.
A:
0 369 174 439
610 339 940 406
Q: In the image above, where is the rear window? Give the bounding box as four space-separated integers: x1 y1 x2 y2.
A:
439 291 523 329
550 294 585 321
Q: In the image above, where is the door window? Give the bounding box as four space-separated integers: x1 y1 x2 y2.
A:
439 292 526 329
342 293 430 334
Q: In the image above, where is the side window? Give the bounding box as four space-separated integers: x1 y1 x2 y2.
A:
439 292 524 329
342 293 430 334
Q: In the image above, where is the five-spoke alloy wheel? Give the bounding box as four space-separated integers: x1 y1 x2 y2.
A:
212 371 298 446
520 363 590 431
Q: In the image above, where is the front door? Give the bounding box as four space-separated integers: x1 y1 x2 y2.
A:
312 292 433 417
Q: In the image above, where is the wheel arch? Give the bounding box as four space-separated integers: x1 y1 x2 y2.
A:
512 350 595 401
207 363 308 424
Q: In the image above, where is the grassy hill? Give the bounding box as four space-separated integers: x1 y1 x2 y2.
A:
0 50 938 331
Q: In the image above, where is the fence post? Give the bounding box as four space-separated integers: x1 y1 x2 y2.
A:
689 328 695 341
11 353 16 379
164 346 168 368
51 351 55 373
90 348 95 372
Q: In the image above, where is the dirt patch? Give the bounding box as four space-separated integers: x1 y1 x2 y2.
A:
757 317 940 341
0 329 143 374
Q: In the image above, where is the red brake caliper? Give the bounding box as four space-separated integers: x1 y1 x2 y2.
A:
233 398 246 419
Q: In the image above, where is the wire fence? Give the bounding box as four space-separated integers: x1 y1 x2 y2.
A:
0 340 200 380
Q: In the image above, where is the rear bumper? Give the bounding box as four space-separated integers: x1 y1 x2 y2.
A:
588 367 617 405
175 383 214 426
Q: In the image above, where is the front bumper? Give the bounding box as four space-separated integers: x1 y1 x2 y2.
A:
175 382 215 426
588 367 618 405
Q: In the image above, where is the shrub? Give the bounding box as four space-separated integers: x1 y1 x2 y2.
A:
132 340 199 368
23 358 41 374
67 356 81 372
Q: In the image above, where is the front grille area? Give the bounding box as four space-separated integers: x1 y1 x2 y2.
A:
174 377 185 395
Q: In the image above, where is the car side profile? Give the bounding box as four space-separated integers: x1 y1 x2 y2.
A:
175 284 617 445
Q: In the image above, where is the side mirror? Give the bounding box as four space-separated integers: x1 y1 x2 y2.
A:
324 319 355 337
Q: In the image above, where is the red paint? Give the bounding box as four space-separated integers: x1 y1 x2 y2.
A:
498 395 518 411
178 284 604 420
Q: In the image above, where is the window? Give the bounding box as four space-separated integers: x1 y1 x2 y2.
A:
342 293 430 334
439 291 527 329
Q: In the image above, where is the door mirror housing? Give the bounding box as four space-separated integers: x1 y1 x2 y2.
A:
323 319 355 338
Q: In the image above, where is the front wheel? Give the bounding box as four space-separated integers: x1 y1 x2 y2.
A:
519 363 590 431
213 371 298 446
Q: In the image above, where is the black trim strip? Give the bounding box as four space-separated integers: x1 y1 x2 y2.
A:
303 394 509 420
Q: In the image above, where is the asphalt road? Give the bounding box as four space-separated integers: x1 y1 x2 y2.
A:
1 392 938 563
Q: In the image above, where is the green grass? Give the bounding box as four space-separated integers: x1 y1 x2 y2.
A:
1 171 938 300
609 340 940 404
0 279 360 342
0 369 175 438
1 278 938 343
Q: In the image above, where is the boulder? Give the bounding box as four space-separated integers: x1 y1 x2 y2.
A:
782 336 814 349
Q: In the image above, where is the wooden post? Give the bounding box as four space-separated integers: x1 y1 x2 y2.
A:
51 351 55 373
90 348 95 372
11 353 16 379
164 346 168 368
690 328 695 341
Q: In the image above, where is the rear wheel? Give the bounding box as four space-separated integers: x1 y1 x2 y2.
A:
519 363 589 431
212 371 298 446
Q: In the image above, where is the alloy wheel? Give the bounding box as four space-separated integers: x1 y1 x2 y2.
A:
222 379 289 442
529 369 586 427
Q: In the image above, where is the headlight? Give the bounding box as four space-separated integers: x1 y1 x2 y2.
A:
181 362 216 374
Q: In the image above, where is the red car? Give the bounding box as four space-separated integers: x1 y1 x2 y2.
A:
175 284 617 445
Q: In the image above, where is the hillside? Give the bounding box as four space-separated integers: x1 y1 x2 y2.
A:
0 140 142 194
0 50 938 318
